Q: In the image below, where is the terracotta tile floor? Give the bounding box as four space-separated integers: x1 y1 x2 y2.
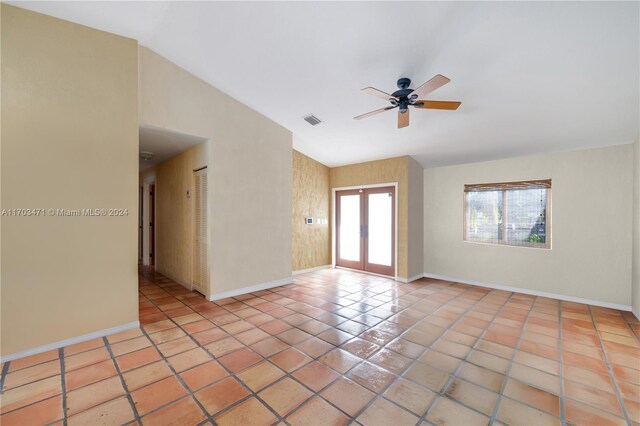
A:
2 268 639 425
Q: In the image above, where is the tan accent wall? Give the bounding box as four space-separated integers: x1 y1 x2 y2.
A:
1 5 139 356
632 135 640 317
424 145 634 306
138 47 292 297
329 156 410 279
292 150 330 271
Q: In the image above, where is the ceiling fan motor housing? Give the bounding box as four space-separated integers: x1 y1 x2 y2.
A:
397 77 411 89
393 77 415 112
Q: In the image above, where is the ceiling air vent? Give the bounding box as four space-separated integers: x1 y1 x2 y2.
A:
303 114 322 126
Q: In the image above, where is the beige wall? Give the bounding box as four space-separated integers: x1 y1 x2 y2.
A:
632 135 640 317
140 143 209 288
1 5 139 356
329 156 410 279
408 157 425 279
292 150 330 271
138 47 292 298
424 145 634 306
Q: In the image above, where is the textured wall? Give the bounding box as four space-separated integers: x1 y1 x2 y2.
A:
292 150 331 271
424 145 633 306
329 156 410 279
1 5 139 356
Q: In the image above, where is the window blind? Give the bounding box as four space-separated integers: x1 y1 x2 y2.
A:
464 179 552 192
464 179 551 249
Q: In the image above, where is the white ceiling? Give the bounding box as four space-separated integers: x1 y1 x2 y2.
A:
11 1 640 168
139 125 206 171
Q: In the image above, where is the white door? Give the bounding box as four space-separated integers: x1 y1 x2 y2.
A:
193 168 208 295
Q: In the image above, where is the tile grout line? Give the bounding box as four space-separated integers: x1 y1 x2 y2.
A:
135 325 219 424
558 300 566 426
196 282 450 424
330 284 499 422
620 311 640 341
101 336 143 425
139 287 288 426
0 360 10 393
277 279 470 423
342 283 489 423
10 268 632 426
587 305 632 425
304 283 475 423
3 272 381 424
58 348 68 426
487 295 537 425
141 287 298 425
141 271 464 425
418 289 518 425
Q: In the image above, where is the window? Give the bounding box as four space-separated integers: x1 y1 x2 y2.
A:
464 179 551 249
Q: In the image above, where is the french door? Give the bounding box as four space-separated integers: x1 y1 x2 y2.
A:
336 186 395 277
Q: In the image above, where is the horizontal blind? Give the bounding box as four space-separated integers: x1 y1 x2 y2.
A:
464 179 551 249
464 179 551 192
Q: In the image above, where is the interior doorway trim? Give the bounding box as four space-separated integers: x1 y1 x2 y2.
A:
331 182 398 279
142 178 156 267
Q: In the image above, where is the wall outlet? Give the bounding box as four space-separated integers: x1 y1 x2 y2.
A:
305 217 314 225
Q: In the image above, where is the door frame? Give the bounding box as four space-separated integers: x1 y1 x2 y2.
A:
142 178 156 268
332 182 398 279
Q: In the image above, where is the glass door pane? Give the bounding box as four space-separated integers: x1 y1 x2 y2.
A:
338 194 361 262
367 192 392 266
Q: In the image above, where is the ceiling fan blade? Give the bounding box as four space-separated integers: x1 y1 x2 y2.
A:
361 87 399 101
413 100 461 110
410 74 450 98
398 109 410 129
354 106 396 120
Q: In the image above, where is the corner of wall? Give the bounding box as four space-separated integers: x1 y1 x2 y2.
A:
632 134 640 319
407 157 424 278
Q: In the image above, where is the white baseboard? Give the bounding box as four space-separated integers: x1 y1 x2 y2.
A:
396 274 424 283
0 321 140 363
422 272 632 312
208 276 293 301
632 306 640 321
293 265 332 275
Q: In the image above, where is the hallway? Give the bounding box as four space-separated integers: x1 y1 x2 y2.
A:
1 269 638 425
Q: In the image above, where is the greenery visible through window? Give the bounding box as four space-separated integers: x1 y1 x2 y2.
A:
464 179 551 249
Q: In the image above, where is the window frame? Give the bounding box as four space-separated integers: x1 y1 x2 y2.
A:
463 179 552 249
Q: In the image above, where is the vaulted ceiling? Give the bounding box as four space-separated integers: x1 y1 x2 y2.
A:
11 1 640 167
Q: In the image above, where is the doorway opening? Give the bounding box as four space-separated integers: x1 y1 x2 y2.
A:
149 183 155 266
140 180 156 268
334 184 396 277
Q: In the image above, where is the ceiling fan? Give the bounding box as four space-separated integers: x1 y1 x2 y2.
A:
354 75 461 129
